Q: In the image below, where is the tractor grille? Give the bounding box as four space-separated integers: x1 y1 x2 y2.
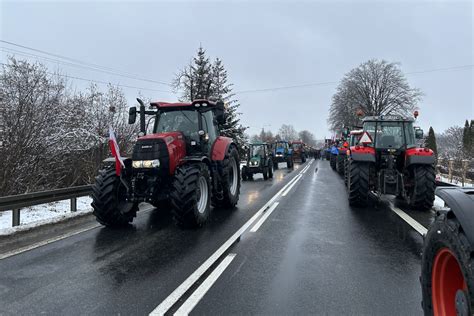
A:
132 138 170 177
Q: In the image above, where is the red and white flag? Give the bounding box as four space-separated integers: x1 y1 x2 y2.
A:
109 127 125 175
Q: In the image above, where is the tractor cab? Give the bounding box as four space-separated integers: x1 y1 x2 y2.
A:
272 140 294 169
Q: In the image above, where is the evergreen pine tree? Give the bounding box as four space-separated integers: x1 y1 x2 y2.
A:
462 119 470 158
425 126 438 161
470 120 474 158
209 57 247 153
173 47 248 155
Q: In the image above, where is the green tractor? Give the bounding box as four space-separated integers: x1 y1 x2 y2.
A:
242 143 274 181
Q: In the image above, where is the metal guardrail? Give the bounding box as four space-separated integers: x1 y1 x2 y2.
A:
0 185 93 227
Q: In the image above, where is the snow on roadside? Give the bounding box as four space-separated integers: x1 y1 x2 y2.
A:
437 174 473 188
0 196 93 235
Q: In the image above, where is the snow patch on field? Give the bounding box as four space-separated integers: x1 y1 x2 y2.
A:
0 196 93 235
437 174 473 188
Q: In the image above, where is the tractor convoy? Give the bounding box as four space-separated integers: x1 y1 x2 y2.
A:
89 99 472 314
92 99 240 228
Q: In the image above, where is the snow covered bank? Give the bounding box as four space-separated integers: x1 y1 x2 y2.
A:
0 196 93 236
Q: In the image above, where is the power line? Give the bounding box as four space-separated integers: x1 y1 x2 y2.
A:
234 64 474 94
0 62 174 94
0 40 172 86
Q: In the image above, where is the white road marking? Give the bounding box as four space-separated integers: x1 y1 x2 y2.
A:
0 223 100 260
282 174 302 197
250 202 280 232
0 206 155 260
150 168 304 315
174 253 236 316
389 203 428 236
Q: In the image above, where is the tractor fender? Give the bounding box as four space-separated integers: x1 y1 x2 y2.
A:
350 146 376 163
435 187 474 246
211 136 234 161
405 148 435 166
182 155 212 166
330 146 339 155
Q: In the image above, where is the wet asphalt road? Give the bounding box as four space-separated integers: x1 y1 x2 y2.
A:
0 159 435 315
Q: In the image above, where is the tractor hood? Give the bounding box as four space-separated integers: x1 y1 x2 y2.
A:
134 132 186 175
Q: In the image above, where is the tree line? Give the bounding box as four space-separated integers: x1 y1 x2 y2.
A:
249 124 317 147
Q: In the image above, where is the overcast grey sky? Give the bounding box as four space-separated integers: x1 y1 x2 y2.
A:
1 0 472 139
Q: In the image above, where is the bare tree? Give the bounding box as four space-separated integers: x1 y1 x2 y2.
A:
437 126 464 160
328 59 422 131
278 124 298 141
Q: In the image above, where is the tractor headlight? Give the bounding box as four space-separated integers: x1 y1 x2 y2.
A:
132 159 160 168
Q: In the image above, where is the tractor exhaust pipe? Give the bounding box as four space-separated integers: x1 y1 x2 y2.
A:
136 98 146 135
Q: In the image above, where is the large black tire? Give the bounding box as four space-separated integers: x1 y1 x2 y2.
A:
287 157 293 169
213 146 240 208
344 157 349 187
421 213 473 315
263 167 268 180
348 161 370 207
336 155 345 176
241 166 248 181
273 162 279 170
92 168 137 227
330 154 337 170
268 162 273 179
407 164 435 211
170 163 211 228
302 155 306 163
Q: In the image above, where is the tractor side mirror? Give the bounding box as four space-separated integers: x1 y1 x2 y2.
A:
129 107 137 124
415 129 424 139
215 100 226 124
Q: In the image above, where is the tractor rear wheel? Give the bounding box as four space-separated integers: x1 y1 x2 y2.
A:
273 162 279 170
268 163 273 179
287 158 293 169
330 154 337 170
263 167 268 180
421 213 473 315
241 168 248 181
348 161 370 207
170 163 211 228
92 168 137 227
213 146 240 208
407 164 435 211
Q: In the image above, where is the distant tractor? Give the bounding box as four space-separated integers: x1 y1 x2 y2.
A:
291 141 307 163
329 140 339 170
421 186 474 316
272 140 294 169
241 143 274 180
91 99 241 228
347 114 435 210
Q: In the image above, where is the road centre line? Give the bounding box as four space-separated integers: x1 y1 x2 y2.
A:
389 202 428 236
282 174 303 197
174 253 236 316
150 167 304 315
250 202 280 232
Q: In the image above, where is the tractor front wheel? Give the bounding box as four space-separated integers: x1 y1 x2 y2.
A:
268 162 273 179
348 161 370 207
273 162 279 170
406 164 435 211
170 163 211 228
421 213 473 315
337 155 345 176
92 168 137 227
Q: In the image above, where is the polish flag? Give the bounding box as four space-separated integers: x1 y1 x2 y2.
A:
109 127 125 175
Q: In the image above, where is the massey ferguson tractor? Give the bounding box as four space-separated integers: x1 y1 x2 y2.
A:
91 99 241 228
346 114 436 210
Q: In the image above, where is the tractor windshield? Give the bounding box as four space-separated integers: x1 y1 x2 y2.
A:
292 143 302 150
154 110 200 141
276 142 287 149
363 121 416 149
251 145 265 157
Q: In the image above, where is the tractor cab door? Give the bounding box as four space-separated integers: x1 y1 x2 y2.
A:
200 110 219 156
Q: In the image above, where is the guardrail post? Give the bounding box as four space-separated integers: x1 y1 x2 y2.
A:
70 197 77 212
12 209 20 227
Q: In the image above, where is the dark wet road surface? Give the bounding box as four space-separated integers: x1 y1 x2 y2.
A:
0 159 432 315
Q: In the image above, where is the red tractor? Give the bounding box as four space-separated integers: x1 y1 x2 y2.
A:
347 114 435 210
291 140 307 163
343 129 364 186
92 99 241 228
